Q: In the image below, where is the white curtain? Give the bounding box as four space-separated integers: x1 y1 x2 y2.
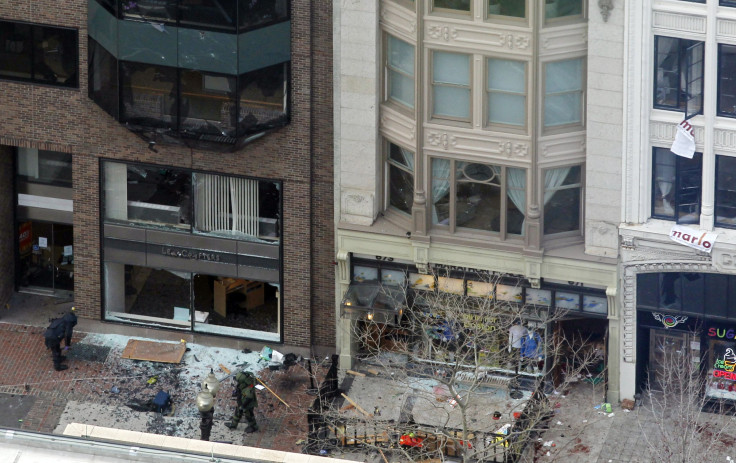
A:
655 150 676 213
195 173 259 237
491 166 526 235
431 158 451 224
543 167 571 205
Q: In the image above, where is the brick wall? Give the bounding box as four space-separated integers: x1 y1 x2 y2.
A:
0 146 13 308
0 0 334 349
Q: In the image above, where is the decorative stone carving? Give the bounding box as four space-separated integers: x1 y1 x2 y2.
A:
621 235 635 250
499 34 530 50
427 131 456 150
621 260 716 363
428 25 457 42
598 0 613 22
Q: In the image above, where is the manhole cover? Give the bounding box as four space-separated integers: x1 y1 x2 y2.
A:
68 344 111 363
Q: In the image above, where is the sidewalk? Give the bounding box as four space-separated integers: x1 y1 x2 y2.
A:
0 320 320 453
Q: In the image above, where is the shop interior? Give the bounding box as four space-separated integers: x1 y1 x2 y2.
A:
552 318 607 387
108 264 279 334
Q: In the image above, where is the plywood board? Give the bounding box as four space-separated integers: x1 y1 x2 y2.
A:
121 339 186 363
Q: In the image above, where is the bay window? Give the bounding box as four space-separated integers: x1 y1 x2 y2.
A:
433 0 471 13
544 0 583 20
386 35 415 109
543 166 582 235
387 142 415 215
431 158 525 237
432 51 471 120
487 58 526 127
544 58 584 128
651 148 702 224
488 0 525 18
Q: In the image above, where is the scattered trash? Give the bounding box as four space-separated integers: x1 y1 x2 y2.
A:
18 419 22 422
111 386 120 394
543 441 554 447
295 439 305 445
261 347 273 361
594 404 601 410
271 350 284 364
242 348 252 354
193 355 200 362
319 449 328 455
582 419 588 423
546 451 550 456
608 413 615 417
556 421 562 425
374 407 381 416
624 409 630 413
147 376 158 385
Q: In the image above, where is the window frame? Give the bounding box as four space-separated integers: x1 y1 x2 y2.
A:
430 157 525 240
715 154 736 229
385 140 415 217
653 35 704 113
485 57 528 131
651 147 703 225
0 19 79 89
718 43 736 118
487 0 527 21
542 57 585 132
543 0 586 25
431 0 472 16
542 165 583 237
384 33 416 111
430 50 473 124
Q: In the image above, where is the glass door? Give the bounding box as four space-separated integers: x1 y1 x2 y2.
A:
648 329 689 390
18 221 74 296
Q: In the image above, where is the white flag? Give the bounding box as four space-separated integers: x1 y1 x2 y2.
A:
670 120 695 159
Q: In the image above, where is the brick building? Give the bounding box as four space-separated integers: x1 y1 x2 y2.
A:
0 0 334 352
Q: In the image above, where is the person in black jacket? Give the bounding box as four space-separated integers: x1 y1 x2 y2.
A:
44 307 78 371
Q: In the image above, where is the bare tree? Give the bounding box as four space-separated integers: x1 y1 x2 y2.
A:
319 270 605 462
638 332 736 463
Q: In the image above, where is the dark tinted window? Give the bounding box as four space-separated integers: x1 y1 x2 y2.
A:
236 62 288 136
720 45 736 117
716 156 736 228
238 0 290 31
180 70 237 137
17 149 73 187
120 0 177 23
179 0 237 31
120 62 178 129
0 20 78 88
88 37 119 119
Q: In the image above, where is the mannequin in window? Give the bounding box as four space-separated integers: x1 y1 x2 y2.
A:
519 326 543 373
508 320 527 372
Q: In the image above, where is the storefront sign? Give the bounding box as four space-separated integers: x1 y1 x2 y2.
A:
19 222 32 256
713 348 736 380
708 327 736 339
161 246 222 262
653 312 688 329
669 225 717 253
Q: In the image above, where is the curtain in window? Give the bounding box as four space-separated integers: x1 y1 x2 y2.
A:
543 167 571 205
195 173 259 236
432 158 451 224
489 166 526 234
655 150 676 215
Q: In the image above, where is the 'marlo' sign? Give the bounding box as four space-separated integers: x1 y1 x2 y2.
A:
669 225 717 253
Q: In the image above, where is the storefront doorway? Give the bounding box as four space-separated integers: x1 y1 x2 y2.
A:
648 328 690 390
18 221 73 297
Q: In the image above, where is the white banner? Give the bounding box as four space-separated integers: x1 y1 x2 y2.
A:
670 120 696 159
669 224 717 253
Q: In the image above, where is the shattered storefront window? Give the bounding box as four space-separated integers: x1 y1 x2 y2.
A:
104 264 280 341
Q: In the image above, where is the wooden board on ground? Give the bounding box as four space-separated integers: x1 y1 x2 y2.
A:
121 339 186 363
